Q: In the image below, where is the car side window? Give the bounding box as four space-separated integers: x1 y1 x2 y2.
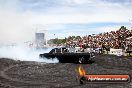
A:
49 49 55 53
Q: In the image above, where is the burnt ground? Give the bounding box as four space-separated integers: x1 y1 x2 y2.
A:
0 54 132 88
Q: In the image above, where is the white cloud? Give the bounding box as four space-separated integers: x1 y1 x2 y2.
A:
0 9 34 43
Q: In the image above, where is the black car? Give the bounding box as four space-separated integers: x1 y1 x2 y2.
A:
39 47 95 64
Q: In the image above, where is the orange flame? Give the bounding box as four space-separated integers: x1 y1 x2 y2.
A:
78 65 86 76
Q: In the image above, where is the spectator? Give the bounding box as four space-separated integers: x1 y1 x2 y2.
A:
65 26 132 53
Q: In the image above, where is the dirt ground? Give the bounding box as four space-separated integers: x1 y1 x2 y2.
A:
0 54 132 88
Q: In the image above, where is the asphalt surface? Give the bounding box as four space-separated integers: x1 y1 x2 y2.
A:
0 54 132 88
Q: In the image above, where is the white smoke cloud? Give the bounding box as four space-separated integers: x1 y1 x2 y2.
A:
0 45 59 63
0 0 132 44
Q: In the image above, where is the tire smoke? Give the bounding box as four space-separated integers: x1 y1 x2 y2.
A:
0 45 59 63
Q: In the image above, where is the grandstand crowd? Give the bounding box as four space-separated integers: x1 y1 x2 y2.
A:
66 26 132 51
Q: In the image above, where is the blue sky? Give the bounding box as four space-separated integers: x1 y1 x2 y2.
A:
0 0 132 43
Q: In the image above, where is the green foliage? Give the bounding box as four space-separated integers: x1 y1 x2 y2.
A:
47 36 82 44
48 38 67 44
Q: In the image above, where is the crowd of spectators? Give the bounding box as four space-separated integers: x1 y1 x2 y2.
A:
66 26 132 51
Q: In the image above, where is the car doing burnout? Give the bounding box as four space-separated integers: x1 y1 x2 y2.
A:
39 47 95 64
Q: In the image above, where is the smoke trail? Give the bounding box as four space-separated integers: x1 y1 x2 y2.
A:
0 45 59 63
